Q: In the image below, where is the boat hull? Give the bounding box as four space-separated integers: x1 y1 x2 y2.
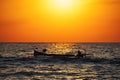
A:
34 50 77 58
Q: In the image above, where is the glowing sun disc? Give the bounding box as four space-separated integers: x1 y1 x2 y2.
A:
51 0 76 10
54 0 73 7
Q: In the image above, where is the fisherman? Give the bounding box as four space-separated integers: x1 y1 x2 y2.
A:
42 49 47 53
34 48 47 57
77 50 82 57
77 50 86 58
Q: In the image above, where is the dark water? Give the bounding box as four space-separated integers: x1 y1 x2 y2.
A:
0 43 120 80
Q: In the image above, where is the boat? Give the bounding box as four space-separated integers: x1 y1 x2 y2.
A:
34 50 85 58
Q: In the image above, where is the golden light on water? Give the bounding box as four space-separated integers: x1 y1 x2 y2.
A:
48 43 73 54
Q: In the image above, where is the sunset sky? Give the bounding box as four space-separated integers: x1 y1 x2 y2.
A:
0 0 120 42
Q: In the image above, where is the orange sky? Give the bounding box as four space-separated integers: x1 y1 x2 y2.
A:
0 0 120 42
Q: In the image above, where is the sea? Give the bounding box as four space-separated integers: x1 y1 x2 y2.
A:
0 42 120 80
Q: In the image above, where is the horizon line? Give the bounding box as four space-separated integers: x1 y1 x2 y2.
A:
0 41 120 43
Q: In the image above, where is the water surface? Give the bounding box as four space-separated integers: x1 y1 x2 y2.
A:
0 43 120 80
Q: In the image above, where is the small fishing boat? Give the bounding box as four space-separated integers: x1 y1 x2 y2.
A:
34 50 85 58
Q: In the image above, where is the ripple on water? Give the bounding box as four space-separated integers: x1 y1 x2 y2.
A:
0 43 120 79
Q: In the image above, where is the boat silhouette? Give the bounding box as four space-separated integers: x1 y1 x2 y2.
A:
34 49 86 58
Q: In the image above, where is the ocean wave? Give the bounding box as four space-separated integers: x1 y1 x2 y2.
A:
0 56 120 64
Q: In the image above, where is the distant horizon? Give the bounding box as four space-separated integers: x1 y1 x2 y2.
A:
0 41 120 43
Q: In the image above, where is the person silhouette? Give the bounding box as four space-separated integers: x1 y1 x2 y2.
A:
42 49 47 53
34 48 47 56
77 50 84 58
77 50 82 56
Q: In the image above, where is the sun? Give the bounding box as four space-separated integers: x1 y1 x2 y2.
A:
42 0 81 13
53 0 74 8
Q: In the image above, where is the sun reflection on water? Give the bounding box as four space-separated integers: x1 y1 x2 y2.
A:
47 43 74 54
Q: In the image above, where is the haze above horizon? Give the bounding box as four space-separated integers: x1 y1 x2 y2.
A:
0 0 120 42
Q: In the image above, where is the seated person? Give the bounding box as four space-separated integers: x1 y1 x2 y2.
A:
34 48 47 56
42 49 47 53
77 50 86 58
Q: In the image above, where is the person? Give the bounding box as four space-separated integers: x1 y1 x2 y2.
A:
77 50 86 58
77 50 82 57
42 49 47 53
34 48 47 57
